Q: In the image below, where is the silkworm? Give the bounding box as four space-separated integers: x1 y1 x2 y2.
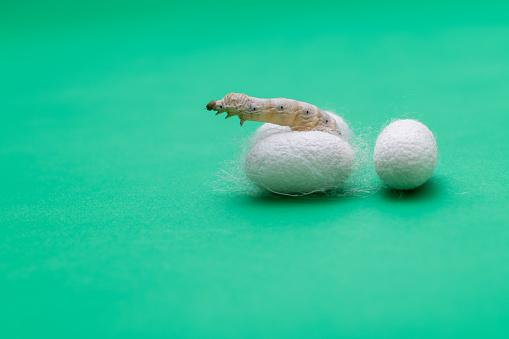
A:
206 93 340 135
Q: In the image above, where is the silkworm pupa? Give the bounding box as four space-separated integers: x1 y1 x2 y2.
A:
206 93 340 135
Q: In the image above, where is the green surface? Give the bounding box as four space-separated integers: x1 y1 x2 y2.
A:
1 1 509 338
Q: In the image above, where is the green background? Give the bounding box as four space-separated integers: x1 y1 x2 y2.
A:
1 1 509 337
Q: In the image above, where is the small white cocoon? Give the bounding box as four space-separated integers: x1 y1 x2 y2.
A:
373 119 437 190
245 130 355 195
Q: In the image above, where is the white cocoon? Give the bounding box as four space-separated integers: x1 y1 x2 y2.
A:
245 129 355 195
373 119 437 190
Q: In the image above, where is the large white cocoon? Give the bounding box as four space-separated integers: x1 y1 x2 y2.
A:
373 119 437 190
245 130 354 195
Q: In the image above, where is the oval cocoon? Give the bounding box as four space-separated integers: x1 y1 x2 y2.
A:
373 119 437 190
245 131 354 195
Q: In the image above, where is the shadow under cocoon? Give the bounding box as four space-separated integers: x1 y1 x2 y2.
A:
247 188 357 202
379 177 442 201
242 192 351 206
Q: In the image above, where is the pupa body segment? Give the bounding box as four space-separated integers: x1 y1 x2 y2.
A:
206 93 339 135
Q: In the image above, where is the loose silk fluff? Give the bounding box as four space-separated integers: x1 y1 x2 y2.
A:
373 119 437 190
245 127 354 195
